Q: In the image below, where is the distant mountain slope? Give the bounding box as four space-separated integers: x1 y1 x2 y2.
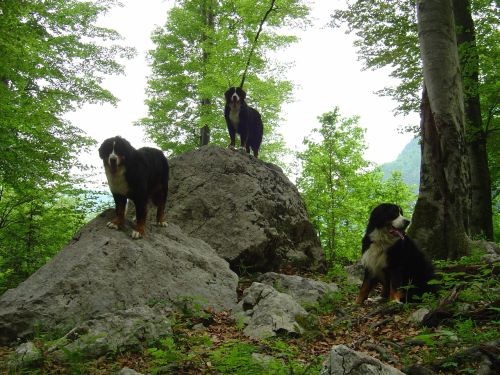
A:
379 137 420 190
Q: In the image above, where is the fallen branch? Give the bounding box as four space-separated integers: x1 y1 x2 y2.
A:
349 336 369 349
363 342 398 364
370 317 392 329
421 285 463 327
365 302 403 319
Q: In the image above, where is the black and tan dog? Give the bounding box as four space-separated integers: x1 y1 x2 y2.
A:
356 203 435 304
98 136 169 239
224 87 263 157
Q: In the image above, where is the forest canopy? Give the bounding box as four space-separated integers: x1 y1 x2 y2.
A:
0 2 498 373
0 0 498 290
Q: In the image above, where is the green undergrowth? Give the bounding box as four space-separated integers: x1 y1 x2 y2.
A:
1 251 499 374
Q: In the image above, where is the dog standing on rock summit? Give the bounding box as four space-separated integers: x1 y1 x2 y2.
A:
98 136 169 239
224 87 263 157
356 203 435 304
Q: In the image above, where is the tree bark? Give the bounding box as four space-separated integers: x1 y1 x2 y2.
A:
200 0 215 127
409 0 470 259
453 0 493 240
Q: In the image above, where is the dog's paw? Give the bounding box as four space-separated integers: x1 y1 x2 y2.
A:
389 299 403 304
107 222 119 230
228 144 235 150
155 221 168 227
130 230 143 239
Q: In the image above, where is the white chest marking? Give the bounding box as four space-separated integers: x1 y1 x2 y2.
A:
229 110 240 129
105 166 129 196
361 243 387 278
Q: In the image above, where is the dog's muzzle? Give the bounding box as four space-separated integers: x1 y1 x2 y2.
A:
109 156 118 173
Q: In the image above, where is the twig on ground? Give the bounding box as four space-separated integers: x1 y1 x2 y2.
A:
363 342 399 364
421 285 463 327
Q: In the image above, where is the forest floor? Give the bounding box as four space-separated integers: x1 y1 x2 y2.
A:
0 255 499 374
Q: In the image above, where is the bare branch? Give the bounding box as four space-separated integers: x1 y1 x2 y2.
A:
239 0 276 89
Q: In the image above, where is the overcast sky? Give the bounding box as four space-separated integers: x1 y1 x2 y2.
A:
67 0 417 174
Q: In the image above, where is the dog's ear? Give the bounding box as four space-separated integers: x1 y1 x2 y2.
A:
237 87 246 100
224 88 232 101
98 140 109 160
116 137 134 159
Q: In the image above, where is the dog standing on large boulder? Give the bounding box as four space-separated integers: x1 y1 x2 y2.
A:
224 87 263 158
98 136 169 239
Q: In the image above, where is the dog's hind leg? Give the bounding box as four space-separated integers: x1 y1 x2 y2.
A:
389 271 404 303
226 122 236 149
381 272 391 299
152 190 168 227
251 145 259 158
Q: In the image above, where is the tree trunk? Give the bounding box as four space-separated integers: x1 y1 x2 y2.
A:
453 0 493 240
409 0 470 259
200 0 214 127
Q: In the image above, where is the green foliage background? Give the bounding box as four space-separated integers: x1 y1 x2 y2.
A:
297 107 416 264
0 0 133 292
138 0 310 165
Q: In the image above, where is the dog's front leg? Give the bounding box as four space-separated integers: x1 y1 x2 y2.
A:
132 199 147 239
239 124 249 151
229 131 236 149
154 195 168 227
226 121 236 149
108 194 127 230
356 269 377 304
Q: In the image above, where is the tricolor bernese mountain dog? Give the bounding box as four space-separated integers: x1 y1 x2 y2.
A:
356 203 435 304
224 87 264 157
98 136 169 239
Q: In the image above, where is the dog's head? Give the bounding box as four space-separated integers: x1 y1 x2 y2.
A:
367 203 410 241
224 87 246 111
98 136 133 174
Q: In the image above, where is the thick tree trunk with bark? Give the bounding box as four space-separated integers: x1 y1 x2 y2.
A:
453 0 493 240
409 0 470 259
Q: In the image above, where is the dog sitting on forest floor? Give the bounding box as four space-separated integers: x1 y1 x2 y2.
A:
98 136 169 239
356 203 436 304
224 86 264 158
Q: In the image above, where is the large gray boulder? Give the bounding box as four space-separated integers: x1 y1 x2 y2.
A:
9 306 171 369
0 210 238 345
258 272 339 306
167 145 325 273
48 306 172 360
321 345 404 375
235 282 308 339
